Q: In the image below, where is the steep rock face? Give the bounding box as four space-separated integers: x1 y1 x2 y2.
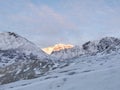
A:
0 32 53 84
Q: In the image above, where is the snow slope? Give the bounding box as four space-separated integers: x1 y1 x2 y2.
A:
1 52 120 90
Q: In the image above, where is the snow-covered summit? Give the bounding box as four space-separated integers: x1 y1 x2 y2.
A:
0 32 47 57
0 32 38 50
42 44 74 54
82 37 120 54
0 32 28 50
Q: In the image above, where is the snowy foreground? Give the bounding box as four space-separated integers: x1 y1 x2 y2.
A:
1 53 120 90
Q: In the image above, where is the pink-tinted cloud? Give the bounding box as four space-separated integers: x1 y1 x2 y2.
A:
8 2 77 32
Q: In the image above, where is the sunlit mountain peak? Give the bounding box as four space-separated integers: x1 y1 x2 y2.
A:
42 43 74 54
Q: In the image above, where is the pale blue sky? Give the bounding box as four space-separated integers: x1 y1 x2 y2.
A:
0 0 120 47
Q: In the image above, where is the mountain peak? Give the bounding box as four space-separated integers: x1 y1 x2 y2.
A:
0 32 28 50
82 37 120 54
42 43 74 54
0 32 47 58
7 32 19 38
0 32 19 38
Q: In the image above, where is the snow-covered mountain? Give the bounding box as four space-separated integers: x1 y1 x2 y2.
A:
0 32 54 84
50 37 120 61
0 32 52 67
0 32 48 58
1 33 120 89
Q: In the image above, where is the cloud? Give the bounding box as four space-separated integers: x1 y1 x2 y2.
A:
7 2 77 31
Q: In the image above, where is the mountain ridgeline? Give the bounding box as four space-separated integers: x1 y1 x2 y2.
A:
48 37 120 60
0 32 120 84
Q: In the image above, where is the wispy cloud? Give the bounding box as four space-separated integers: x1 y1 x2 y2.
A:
7 2 76 31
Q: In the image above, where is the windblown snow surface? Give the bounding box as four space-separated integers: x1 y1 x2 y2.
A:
1 52 120 90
